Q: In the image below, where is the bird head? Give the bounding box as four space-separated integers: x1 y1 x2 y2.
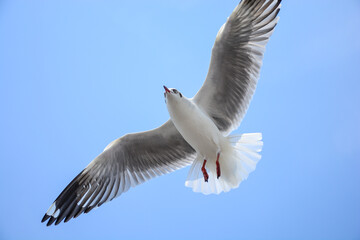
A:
163 86 183 100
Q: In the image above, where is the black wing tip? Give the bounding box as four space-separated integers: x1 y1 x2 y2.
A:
46 216 57 226
41 214 50 223
41 214 58 226
41 206 83 226
41 214 68 226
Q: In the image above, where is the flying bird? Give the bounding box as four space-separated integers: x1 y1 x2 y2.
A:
42 0 281 226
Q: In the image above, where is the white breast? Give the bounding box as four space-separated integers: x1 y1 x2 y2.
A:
166 95 223 161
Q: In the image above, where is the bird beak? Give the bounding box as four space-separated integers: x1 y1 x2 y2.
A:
163 85 170 93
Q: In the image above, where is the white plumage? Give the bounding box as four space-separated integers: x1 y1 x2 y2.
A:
165 87 263 194
186 133 263 194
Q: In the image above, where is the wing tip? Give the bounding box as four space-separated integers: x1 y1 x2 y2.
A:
41 214 50 223
41 208 77 226
46 216 57 226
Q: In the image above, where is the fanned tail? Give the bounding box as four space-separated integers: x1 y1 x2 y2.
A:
185 133 263 195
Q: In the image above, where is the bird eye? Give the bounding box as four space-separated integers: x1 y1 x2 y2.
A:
172 89 178 94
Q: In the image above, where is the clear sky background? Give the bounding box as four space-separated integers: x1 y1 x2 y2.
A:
1 0 359 239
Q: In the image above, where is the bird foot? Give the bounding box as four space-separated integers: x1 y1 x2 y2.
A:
201 159 209 182
216 153 221 179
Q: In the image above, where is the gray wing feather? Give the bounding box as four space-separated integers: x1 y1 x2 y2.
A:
193 0 281 135
41 120 195 226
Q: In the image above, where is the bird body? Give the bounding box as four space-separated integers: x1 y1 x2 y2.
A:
165 91 222 160
165 86 262 194
42 0 281 226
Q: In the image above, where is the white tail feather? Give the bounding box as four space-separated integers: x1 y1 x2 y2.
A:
185 133 263 195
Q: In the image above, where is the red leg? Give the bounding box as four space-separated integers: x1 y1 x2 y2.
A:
201 159 209 182
216 153 221 179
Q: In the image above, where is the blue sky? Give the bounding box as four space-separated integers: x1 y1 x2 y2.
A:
1 0 359 239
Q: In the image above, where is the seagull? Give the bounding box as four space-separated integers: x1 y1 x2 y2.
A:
42 0 281 226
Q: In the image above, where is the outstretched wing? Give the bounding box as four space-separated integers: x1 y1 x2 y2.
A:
42 120 195 226
193 0 281 135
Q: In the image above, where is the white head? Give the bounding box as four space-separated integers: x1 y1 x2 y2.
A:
163 85 183 104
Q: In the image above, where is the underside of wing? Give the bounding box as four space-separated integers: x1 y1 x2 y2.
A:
41 120 195 226
194 0 281 135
